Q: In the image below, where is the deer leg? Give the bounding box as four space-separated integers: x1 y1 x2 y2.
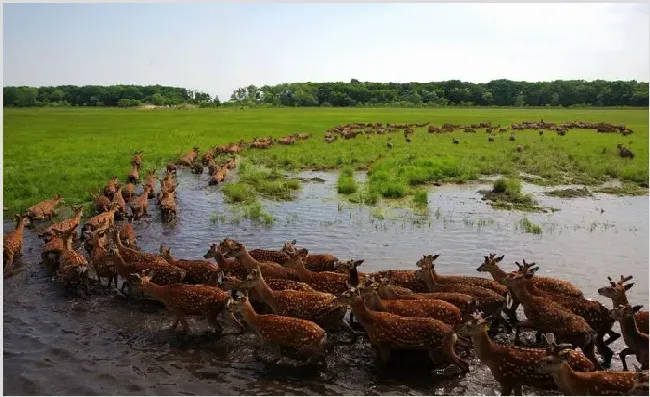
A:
513 319 535 346
581 337 602 370
603 329 621 346
339 318 357 344
512 384 523 396
619 347 634 371
4 252 14 272
207 311 223 335
595 329 614 368
499 384 514 396
441 334 469 373
375 342 391 364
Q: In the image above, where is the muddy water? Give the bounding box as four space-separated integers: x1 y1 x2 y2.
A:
4 171 648 396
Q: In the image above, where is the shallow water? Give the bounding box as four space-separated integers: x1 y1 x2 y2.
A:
4 170 648 395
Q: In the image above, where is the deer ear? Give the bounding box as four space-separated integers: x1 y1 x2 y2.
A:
624 282 635 291
354 259 365 267
496 255 504 262
632 305 643 313
432 254 440 260
291 239 297 245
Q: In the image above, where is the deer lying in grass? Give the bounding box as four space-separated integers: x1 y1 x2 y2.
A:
215 239 298 281
103 176 119 199
159 245 221 286
358 279 463 326
26 194 64 221
51 227 89 297
516 261 618 367
4 214 29 271
457 314 596 395
336 285 470 372
129 185 153 220
505 267 600 369
227 295 327 364
111 231 185 295
538 347 638 395
610 304 649 371
598 275 649 334
39 205 84 241
373 273 479 316
242 268 355 341
131 271 241 334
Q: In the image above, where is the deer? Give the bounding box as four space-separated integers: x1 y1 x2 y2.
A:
50 227 90 297
131 150 143 168
598 275 649 334
610 304 649 371
122 182 136 203
203 243 249 280
111 185 127 218
41 231 66 267
38 205 84 242
358 279 463 326
26 194 64 221
537 347 638 395
248 247 290 266
227 294 327 364
118 214 137 248
215 239 298 281
416 254 508 295
4 214 29 272
103 176 119 199
166 162 177 174
159 188 177 223
88 225 118 288
130 270 241 335
504 267 600 369
241 268 355 341
282 248 355 296
179 147 200 167
515 262 618 367
457 314 596 395
144 169 157 198
111 230 185 295
335 285 470 372
281 240 340 272
82 203 119 237
373 269 429 293
93 194 111 213
373 273 479 316
158 245 222 286
127 164 140 184
129 185 153 220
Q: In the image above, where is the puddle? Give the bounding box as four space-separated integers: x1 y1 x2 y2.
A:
3 170 648 395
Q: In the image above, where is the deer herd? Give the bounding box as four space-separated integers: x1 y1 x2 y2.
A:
324 119 636 159
3 132 647 396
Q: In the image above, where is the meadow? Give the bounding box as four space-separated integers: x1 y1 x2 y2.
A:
2 107 648 215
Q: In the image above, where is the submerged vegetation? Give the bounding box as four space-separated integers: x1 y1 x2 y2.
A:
480 177 544 212
546 187 593 198
517 217 544 234
594 182 649 196
222 161 301 203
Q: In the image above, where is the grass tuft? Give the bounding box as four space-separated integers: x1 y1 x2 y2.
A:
518 217 543 234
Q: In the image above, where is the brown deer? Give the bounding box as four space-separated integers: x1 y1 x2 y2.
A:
166 162 177 174
129 185 152 220
610 305 649 371
93 194 111 213
26 194 64 221
241 268 355 340
248 247 290 266
457 314 596 395
179 147 200 167
119 214 137 248
82 203 119 236
131 271 240 334
598 275 649 334
629 365 649 395
216 239 298 281
41 231 66 267
111 185 127 216
282 249 354 295
39 205 84 241
504 268 600 368
358 280 463 325
417 254 507 295
103 176 119 199
4 214 29 271
131 150 143 168
144 169 157 198
226 295 327 364
159 245 221 286
538 348 637 395
50 227 90 297
203 243 248 280
281 240 340 272
128 164 140 184
122 182 136 203
88 225 117 287
336 285 469 372
373 269 428 292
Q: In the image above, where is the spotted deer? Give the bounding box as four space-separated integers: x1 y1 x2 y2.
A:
159 245 222 286
82 203 119 236
598 275 649 334
504 268 600 369
103 176 119 199
4 214 29 271
26 194 64 220
88 225 118 288
203 243 249 280
417 254 507 295
39 205 84 241
216 239 298 281
131 271 240 334
282 249 354 295
248 247 290 266
179 147 200 167
241 268 355 340
457 314 595 395
119 214 137 248
122 182 136 203
93 194 111 213
131 150 143 168
610 304 649 371
538 348 638 395
226 295 327 364
50 227 90 297
335 286 469 372
144 169 157 198
41 231 66 266
111 185 127 217
281 240 340 272
358 280 463 326
629 365 649 395
129 185 153 220
372 268 429 293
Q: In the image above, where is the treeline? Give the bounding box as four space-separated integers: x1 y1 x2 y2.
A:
3 85 220 108
230 79 649 107
4 79 649 108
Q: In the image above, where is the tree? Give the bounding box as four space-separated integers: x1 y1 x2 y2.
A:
550 92 560 106
151 93 165 106
514 92 525 107
481 91 494 105
212 95 221 107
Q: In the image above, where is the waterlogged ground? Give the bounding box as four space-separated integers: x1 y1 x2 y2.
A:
3 171 648 396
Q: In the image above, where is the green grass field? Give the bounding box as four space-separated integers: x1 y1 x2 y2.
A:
3 107 648 216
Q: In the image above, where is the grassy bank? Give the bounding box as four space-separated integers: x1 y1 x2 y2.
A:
3 107 648 215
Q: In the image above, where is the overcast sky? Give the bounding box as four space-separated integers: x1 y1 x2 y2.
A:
3 2 649 100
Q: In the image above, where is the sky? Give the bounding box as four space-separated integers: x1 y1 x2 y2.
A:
3 2 649 101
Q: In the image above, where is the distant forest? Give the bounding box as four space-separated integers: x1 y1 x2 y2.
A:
3 79 649 108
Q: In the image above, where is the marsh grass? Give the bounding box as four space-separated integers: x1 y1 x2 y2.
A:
210 200 275 226
480 177 544 212
3 107 648 215
594 182 649 196
518 217 543 234
546 187 593 198
337 166 358 194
